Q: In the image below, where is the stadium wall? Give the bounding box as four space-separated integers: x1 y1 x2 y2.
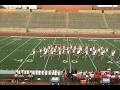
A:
0 28 120 38
0 32 120 38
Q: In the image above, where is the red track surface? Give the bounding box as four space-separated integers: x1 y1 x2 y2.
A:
0 32 120 38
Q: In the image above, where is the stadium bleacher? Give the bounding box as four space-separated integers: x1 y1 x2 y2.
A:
69 12 107 29
104 13 120 29
0 10 120 32
29 12 66 28
0 12 29 28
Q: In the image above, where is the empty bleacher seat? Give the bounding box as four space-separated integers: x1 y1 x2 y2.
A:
105 13 120 29
0 12 29 28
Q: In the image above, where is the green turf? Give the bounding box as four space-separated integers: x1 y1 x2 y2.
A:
0 36 120 82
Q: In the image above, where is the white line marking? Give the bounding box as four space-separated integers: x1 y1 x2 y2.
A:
78 38 97 70
0 40 17 50
103 39 120 51
102 39 120 63
50 38 56 60
67 38 71 73
17 38 44 70
43 38 56 71
93 40 120 69
0 37 10 43
0 38 32 63
43 54 50 71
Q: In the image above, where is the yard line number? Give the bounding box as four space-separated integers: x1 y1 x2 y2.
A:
63 60 78 63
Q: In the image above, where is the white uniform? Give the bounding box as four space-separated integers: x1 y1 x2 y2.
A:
62 50 65 54
77 50 80 54
51 51 54 55
48 46 51 49
92 47 95 50
59 51 61 55
85 46 88 50
72 49 75 53
55 45 57 49
32 49 35 55
63 46 65 50
101 50 105 56
53 48 56 52
46 48 48 52
39 49 42 53
100 47 103 50
51 48 53 52
58 47 61 50
67 47 69 50
80 47 82 51
92 50 96 55
43 48 46 51
90 48 92 51
74 46 76 50
70 45 73 49
105 48 108 52
111 50 116 57
85 50 88 55
98 48 101 52
67 50 70 54
44 51 47 55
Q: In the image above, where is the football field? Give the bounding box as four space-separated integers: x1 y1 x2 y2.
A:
0 36 120 77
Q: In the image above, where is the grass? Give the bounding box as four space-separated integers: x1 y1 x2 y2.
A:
0 36 120 82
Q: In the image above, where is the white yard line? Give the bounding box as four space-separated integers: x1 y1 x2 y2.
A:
67 37 72 73
93 40 120 69
17 38 44 70
0 40 17 50
43 54 50 71
78 38 97 70
43 38 56 71
0 37 10 43
0 38 32 63
102 39 120 63
103 39 120 51
50 38 56 60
